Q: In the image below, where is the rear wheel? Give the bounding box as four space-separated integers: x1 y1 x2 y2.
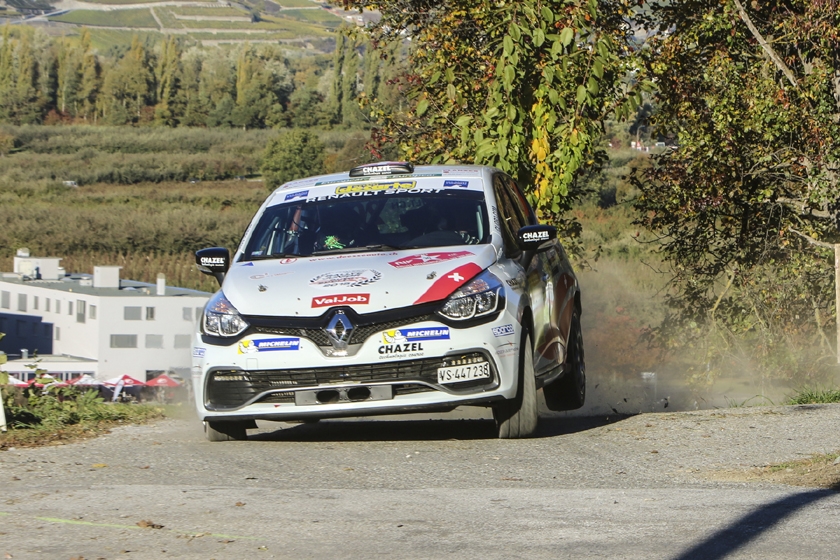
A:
204 421 249 442
543 310 585 411
493 333 539 439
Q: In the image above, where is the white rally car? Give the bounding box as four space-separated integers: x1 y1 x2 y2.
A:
193 162 585 440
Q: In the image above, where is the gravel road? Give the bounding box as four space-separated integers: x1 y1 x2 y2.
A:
2 404 839 559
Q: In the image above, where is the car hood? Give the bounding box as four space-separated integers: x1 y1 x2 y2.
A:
223 244 497 317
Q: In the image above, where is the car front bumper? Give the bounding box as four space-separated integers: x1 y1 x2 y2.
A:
192 313 522 423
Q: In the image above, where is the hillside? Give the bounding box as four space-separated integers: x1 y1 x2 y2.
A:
0 0 370 50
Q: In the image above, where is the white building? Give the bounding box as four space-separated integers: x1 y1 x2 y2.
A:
0 250 211 382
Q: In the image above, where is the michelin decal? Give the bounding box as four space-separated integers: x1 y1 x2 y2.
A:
238 338 301 354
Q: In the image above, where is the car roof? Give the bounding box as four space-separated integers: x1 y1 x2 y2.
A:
274 164 495 193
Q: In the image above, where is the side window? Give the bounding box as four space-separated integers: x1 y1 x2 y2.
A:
504 176 537 225
492 174 522 256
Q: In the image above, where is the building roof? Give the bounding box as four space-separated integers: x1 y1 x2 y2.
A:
0 274 211 298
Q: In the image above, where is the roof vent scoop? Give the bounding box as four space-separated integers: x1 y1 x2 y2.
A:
349 161 414 177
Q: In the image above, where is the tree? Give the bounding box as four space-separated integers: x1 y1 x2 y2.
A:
632 0 840 382
342 0 647 226
261 129 326 190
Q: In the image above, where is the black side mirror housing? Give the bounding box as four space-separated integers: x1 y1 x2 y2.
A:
195 247 230 287
517 225 557 252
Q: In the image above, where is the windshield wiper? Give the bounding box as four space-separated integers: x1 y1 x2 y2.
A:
310 244 406 256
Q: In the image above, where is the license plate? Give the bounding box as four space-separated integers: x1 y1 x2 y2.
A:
437 361 490 384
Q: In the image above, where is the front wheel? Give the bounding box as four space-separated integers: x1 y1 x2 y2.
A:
204 420 249 442
543 310 586 411
493 333 539 439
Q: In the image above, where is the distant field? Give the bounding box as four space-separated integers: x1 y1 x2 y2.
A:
281 7 343 26
85 28 162 51
5 0 53 10
168 6 248 17
275 0 319 6
75 0 171 3
49 8 159 28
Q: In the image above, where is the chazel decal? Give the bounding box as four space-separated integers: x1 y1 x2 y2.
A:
388 251 473 269
522 230 550 242
381 327 450 344
200 257 225 266
334 181 416 195
309 269 381 289
378 341 425 358
238 338 301 354
492 324 515 337
311 293 370 308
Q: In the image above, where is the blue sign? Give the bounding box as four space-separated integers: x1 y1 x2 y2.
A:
285 190 309 201
492 324 515 337
443 180 469 188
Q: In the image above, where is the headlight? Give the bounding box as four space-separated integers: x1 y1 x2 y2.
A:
437 270 504 321
202 292 249 337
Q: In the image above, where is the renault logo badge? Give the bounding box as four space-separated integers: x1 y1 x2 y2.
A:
325 310 354 355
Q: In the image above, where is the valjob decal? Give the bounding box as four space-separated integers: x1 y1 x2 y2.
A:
388 251 473 269
335 181 416 195
284 190 309 201
311 293 370 308
238 338 301 354
443 180 469 188
309 269 381 289
492 324 515 337
382 327 450 344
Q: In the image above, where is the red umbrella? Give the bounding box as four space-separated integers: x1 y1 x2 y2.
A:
146 373 181 388
103 374 147 387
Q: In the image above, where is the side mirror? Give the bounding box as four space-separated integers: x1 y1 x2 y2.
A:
517 225 556 252
195 247 230 287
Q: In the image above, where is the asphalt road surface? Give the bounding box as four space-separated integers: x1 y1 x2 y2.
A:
2 404 839 559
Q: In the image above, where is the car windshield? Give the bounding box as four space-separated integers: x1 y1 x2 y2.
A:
242 190 490 260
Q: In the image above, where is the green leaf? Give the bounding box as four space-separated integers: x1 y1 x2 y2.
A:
455 115 472 128
503 65 515 90
445 68 455 82
576 85 587 104
533 29 545 48
548 89 559 105
510 23 521 41
503 35 514 56
541 6 554 22
587 77 599 95
592 60 604 79
560 27 574 47
429 71 441 85
416 99 429 117
506 105 517 121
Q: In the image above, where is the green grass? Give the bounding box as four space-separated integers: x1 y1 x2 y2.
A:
280 8 344 26
49 8 159 29
786 388 840 405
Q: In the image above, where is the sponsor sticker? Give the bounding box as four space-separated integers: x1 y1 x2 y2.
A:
378 342 425 359
496 343 519 358
443 180 469 188
388 251 473 268
240 262 254 266
249 271 292 280
284 190 309 201
309 269 381 289
335 181 416 195
192 347 206 358
311 293 370 308
414 263 483 304
492 324 515 337
381 327 450 344
238 338 301 354
522 230 550 242
200 257 225 266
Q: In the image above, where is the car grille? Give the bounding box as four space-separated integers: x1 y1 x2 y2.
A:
206 352 492 409
253 315 437 347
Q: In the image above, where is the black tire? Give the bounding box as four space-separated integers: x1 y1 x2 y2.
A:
493 333 539 439
204 420 249 442
543 310 586 411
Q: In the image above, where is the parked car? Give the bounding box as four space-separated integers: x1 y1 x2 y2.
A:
193 162 585 440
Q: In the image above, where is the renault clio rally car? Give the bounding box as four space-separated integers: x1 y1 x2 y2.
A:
193 162 585 440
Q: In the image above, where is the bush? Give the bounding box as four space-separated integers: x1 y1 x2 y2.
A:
261 129 326 189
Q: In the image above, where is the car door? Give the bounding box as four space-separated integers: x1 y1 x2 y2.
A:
492 173 560 375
